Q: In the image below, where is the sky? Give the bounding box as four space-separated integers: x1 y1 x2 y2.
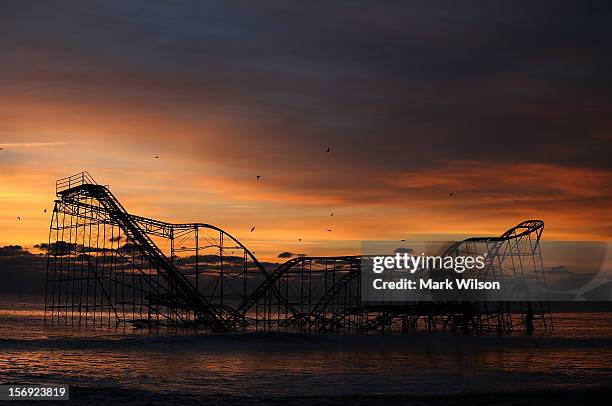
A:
1 0 611 261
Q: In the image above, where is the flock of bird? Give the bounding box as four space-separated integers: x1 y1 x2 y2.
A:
3 145 454 244
242 144 455 244
8 146 340 238
246 147 338 243
235 145 455 244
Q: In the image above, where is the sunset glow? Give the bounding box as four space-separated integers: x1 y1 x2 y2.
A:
1 1 610 261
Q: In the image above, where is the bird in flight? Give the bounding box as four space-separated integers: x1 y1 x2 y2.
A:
327 229 332 232
448 192 454 197
298 238 302 242
250 226 256 232
43 209 47 213
17 216 21 221
256 175 261 180
155 155 159 159
330 212 334 216
326 147 330 153
400 239 406 242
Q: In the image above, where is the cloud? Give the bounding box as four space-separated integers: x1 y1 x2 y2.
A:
277 251 307 259
547 265 575 275
1 0 611 251
393 247 414 255
172 254 281 274
0 245 37 257
0 245 47 295
0 243 284 296
34 241 77 256
2 0 611 170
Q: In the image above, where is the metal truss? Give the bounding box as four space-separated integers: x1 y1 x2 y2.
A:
45 172 552 334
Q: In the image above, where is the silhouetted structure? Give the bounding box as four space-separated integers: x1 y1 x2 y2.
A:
45 172 552 334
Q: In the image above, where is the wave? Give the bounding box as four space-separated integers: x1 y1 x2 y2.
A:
2 331 611 352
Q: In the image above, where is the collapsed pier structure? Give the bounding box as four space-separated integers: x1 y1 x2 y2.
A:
45 172 552 334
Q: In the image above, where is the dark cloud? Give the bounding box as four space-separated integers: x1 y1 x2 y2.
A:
582 281 612 302
0 243 283 296
547 265 574 275
277 252 307 259
1 0 611 171
0 246 47 295
0 245 37 257
175 254 280 274
393 248 415 255
46 241 78 255
0 1 611 244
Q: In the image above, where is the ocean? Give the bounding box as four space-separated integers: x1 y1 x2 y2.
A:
1 295 611 405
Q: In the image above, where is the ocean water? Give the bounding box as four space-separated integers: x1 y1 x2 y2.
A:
0 296 611 405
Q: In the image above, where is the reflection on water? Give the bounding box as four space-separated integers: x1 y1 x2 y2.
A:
0 297 611 399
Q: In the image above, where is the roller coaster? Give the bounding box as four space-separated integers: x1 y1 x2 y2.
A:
45 172 552 334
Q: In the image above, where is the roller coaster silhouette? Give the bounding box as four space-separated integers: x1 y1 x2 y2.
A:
45 172 552 334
